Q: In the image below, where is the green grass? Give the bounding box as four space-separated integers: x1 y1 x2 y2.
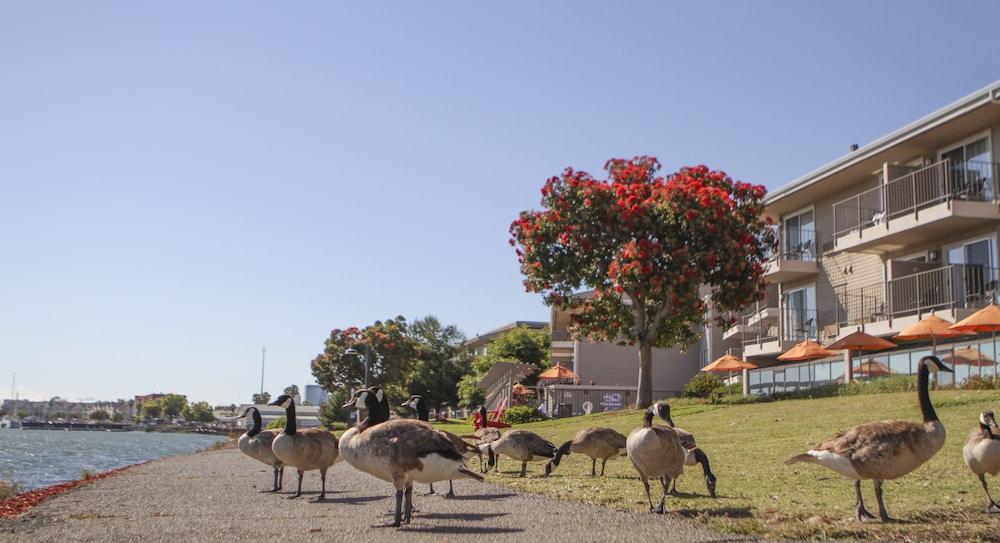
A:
478 390 1000 541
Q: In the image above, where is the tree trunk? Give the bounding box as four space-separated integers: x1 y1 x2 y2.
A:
635 342 653 408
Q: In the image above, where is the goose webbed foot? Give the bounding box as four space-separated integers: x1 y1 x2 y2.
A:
309 494 326 502
444 480 455 498
286 494 301 500
855 505 877 522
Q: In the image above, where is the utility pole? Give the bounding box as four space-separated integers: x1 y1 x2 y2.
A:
260 347 267 396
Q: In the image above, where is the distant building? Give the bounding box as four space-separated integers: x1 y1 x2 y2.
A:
2 398 131 421
464 321 547 357
304 384 329 406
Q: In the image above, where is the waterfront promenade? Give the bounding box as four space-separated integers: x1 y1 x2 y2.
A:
0 447 739 542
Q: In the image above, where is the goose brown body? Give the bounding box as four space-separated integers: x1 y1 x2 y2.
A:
271 429 340 472
341 388 483 527
547 427 626 476
487 430 557 477
963 411 1000 512
626 408 687 514
785 356 953 522
236 407 284 492
239 429 281 467
267 395 339 500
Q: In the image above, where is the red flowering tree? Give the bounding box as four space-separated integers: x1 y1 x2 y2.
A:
310 316 419 401
510 157 775 408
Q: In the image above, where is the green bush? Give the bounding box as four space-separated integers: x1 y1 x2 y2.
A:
505 406 546 424
266 416 286 429
682 373 725 399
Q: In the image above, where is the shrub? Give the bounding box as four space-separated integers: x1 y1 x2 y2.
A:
505 406 546 424
961 374 1000 390
683 373 725 399
266 416 286 429
0 480 21 500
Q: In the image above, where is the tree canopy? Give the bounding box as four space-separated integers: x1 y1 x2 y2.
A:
158 394 188 419
311 315 471 409
183 401 216 423
510 157 774 407
458 325 550 407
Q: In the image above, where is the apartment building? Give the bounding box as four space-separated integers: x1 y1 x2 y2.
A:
550 293 721 404
726 80 1000 393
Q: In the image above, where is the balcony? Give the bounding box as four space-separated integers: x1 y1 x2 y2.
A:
834 264 997 337
764 227 819 283
831 160 1000 254
724 285 779 345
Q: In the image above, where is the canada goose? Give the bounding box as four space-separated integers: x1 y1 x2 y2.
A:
786 355 953 522
267 394 339 501
546 427 626 477
340 387 483 527
626 406 688 513
236 406 284 492
963 410 1000 513
486 430 558 477
401 394 477 497
652 402 717 498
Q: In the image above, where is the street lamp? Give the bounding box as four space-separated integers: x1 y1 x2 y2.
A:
344 346 381 388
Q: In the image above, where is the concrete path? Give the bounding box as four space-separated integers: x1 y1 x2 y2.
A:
1 448 754 542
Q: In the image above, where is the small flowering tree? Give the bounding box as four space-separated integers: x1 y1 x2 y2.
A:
510 157 775 408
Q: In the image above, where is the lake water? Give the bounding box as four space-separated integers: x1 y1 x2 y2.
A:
0 430 226 491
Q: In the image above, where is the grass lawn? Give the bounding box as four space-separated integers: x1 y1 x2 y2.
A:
472 390 1000 541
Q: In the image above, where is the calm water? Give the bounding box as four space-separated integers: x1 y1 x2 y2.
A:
0 430 226 491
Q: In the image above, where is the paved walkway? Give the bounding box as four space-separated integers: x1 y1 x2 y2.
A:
1 448 753 542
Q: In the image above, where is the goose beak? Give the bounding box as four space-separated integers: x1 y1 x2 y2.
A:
706 474 717 498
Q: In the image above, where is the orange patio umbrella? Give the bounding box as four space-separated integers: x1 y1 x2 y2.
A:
894 314 969 352
827 330 896 383
511 383 535 396
538 363 581 384
943 346 995 368
701 354 758 391
836 359 893 383
951 304 1000 376
701 354 759 373
777 340 839 362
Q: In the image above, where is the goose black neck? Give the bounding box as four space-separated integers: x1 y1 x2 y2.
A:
415 401 429 422
917 360 937 423
643 410 653 428
693 448 713 477
247 409 262 437
283 401 297 435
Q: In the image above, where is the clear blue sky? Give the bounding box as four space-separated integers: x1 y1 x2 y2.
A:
3 2 1000 406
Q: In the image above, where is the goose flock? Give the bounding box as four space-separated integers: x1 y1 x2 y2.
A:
234 355 1000 527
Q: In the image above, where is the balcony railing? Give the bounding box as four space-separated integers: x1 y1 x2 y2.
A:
774 227 818 261
832 159 1000 240
836 264 998 325
783 308 818 342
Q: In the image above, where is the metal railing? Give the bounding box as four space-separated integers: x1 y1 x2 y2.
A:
832 159 1000 240
741 310 778 348
836 264 998 325
783 308 818 342
775 227 818 261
